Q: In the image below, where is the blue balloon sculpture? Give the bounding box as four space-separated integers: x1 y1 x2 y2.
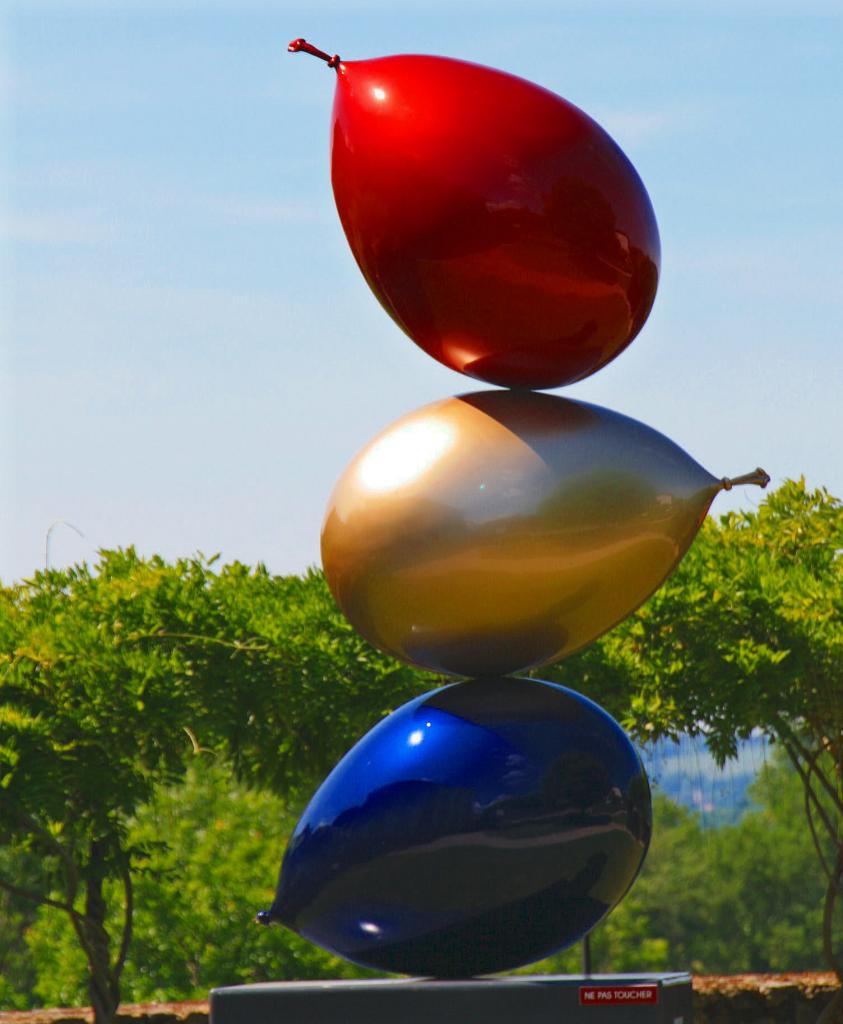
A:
259 676 651 976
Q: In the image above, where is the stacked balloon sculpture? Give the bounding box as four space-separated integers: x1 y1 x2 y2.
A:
257 39 769 978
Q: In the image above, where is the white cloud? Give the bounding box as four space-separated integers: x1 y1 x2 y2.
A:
1 209 115 245
670 232 843 305
2 180 327 247
592 109 673 146
180 194 329 227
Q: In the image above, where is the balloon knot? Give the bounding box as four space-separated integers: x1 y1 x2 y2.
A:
288 38 341 69
255 909 273 926
720 467 771 491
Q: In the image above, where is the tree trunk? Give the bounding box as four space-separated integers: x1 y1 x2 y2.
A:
819 770 843 1019
816 987 843 1024
84 839 120 1024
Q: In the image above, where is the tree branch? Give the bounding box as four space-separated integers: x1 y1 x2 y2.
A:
67 902 99 971
0 799 81 903
774 716 843 814
780 740 840 854
131 631 268 653
804 765 835 882
0 874 76 916
0 874 99 968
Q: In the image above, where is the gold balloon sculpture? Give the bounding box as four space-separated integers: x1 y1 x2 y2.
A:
322 390 769 677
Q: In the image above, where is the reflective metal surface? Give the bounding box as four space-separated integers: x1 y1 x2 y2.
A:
262 676 652 977
322 390 742 678
330 54 660 390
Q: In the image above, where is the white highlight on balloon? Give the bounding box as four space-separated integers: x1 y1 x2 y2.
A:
408 729 424 747
372 87 387 102
357 420 454 494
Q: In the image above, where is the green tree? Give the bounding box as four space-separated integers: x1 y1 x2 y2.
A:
0 846 40 1008
180 562 434 799
24 760 382 1007
547 481 841 992
3 479 839 1015
0 553 222 1022
601 754 825 974
0 550 430 1021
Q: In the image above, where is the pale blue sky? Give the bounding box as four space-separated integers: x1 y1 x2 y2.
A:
2 1 841 582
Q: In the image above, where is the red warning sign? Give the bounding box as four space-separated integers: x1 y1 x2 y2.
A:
579 985 660 1006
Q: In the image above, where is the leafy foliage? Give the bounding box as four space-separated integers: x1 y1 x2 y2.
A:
23 761 380 1008
0 845 39 1009
182 562 436 798
0 551 432 1021
0 553 219 1023
614 480 839 757
1 479 840 1014
546 479 843 982
543 480 841 749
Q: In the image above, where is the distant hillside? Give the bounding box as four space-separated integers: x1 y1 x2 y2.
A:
640 733 771 826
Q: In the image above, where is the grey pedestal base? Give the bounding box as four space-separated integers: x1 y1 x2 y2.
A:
211 972 692 1024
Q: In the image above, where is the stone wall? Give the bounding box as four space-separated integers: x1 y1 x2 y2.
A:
0 973 840 1024
694 973 841 1023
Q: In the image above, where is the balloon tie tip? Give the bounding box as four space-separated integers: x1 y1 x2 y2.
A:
720 467 771 492
288 37 341 69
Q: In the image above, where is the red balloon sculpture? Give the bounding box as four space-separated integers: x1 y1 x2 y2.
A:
290 38 660 390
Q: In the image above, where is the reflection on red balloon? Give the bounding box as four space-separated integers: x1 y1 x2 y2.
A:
325 52 660 389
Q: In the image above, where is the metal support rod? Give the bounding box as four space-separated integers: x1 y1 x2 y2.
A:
582 933 592 975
